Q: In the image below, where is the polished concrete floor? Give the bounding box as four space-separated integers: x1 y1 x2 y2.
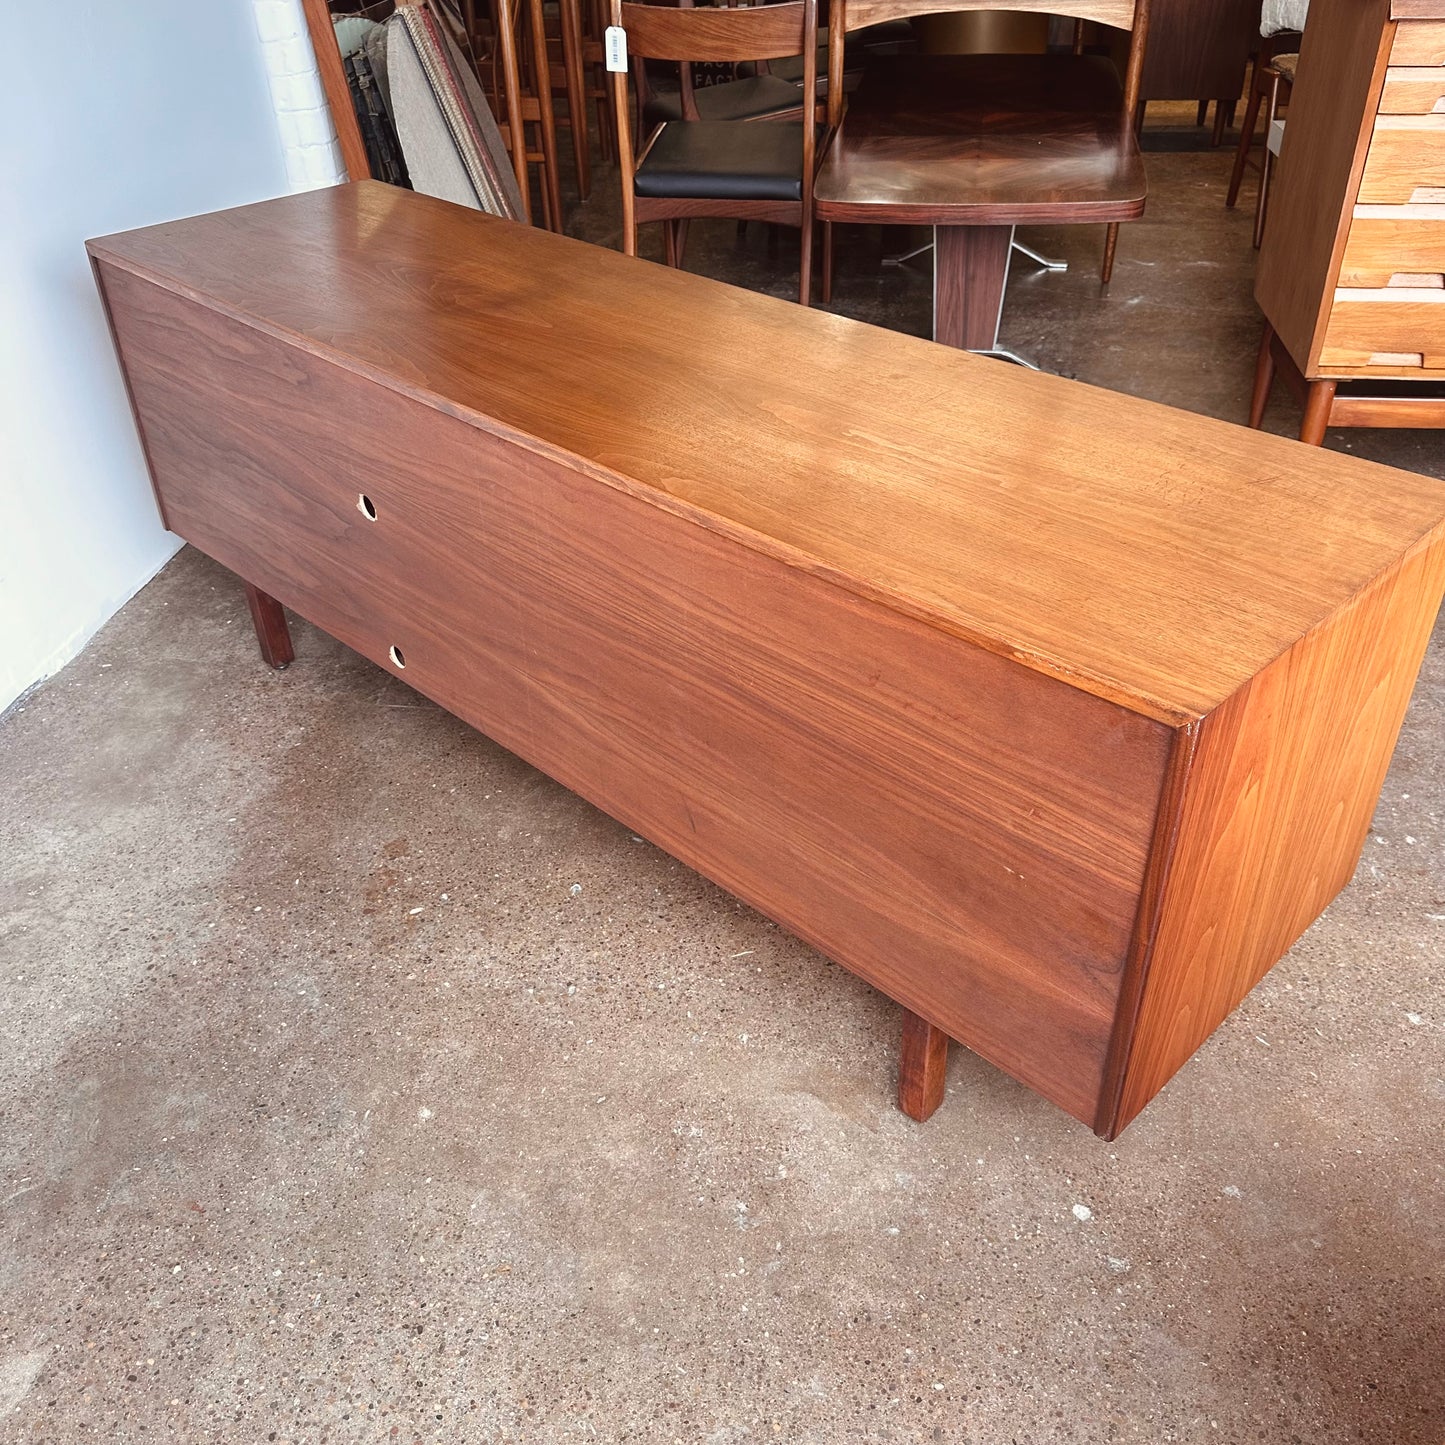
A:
3 121 1444 1445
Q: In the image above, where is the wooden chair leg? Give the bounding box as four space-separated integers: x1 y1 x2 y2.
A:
1253 73 1284 249
243 582 294 670
526 0 564 232
821 220 834 304
898 1007 949 1122
798 218 813 307
1101 222 1119 285
675 218 690 268
662 219 678 268
1226 59 1265 209
1195 98 1209 127
1300 380 1338 446
558 0 591 200
1248 322 1276 429
1211 98 1229 147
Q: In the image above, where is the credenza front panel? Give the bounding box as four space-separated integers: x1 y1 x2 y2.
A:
97 259 1174 1127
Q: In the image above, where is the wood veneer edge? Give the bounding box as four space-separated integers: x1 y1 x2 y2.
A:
1106 525 1445 1131
87 253 175 534
1093 716 1200 1138
84 244 1207 728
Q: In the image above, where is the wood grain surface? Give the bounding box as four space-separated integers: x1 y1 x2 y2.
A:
1330 391 1445 424
88 183 1445 727
1321 290 1445 368
1379 65 1445 111
1392 19 1445 62
1255 0 1396 372
94 260 1176 1125
1357 115 1445 202
89 182 1445 1134
1338 208 1445 284
844 0 1137 29
1113 533 1445 1133
814 54 1146 225
933 225 1012 348
616 0 809 60
898 1010 950 1123
1138 0 1255 105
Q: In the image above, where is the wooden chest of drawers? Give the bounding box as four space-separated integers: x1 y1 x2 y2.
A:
89 184 1445 1137
1256 0 1445 436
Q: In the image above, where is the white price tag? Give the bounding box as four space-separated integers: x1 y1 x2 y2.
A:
605 26 628 71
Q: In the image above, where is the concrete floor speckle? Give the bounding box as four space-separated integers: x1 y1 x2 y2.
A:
2 117 1443 1444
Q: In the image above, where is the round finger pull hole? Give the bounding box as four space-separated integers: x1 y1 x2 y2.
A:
388 644 406 669
358 493 377 520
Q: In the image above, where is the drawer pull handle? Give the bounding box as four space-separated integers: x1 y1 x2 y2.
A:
358 492 378 520
389 644 406 669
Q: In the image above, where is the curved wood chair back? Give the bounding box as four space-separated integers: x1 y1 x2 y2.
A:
617 0 817 61
828 0 1152 128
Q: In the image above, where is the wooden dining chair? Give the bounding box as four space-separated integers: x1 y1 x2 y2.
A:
1226 36 1300 248
610 0 821 304
822 0 1152 289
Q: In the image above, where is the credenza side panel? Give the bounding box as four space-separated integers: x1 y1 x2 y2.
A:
98 262 1173 1126
1112 533 1445 1133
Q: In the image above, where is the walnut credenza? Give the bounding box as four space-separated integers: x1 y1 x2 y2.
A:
1253 0 1445 441
89 183 1445 1137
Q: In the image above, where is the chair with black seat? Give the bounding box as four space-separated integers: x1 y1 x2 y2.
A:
610 0 821 304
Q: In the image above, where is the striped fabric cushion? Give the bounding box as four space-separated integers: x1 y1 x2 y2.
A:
387 5 524 220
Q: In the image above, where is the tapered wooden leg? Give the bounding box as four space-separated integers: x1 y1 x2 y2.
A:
821 221 834 305
1226 60 1265 209
243 582 294 670
898 1007 949 1122
933 224 1012 351
1211 99 1229 147
1101 222 1120 285
1248 322 1276 429
1300 380 1338 446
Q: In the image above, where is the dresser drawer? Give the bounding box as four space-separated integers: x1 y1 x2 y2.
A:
1379 66 1445 113
1391 21 1445 67
1359 115 1445 202
1320 290 1445 370
1338 206 1445 285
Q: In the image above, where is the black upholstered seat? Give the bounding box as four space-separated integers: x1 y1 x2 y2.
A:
634 121 804 201
642 73 804 129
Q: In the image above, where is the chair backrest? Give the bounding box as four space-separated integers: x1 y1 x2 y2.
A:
840 0 1141 30
828 0 1151 128
614 0 816 63
608 0 819 261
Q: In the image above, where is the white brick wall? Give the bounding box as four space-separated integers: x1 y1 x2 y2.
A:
252 0 347 191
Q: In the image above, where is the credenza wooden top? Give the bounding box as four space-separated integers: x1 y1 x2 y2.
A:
88 182 1445 725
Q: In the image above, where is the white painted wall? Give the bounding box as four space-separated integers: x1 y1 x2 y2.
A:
0 2 306 713
255 0 348 190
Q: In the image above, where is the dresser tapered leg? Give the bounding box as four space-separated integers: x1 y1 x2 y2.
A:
1300 379 1338 447
1248 323 1275 429
243 582 294 670
898 1007 949 1122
